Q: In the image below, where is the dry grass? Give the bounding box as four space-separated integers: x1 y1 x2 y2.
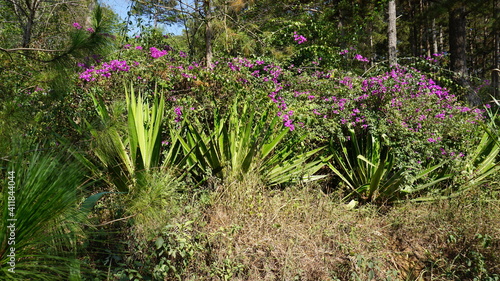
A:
176 176 500 281
113 172 500 280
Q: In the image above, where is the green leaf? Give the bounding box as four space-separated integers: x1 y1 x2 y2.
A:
155 237 165 250
80 192 124 214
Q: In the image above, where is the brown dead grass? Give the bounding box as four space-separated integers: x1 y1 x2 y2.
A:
179 176 500 281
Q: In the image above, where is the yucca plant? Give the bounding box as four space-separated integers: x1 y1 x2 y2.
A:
458 123 500 193
84 92 134 192
410 124 500 202
0 145 90 280
78 85 183 192
327 128 451 204
177 97 326 186
484 97 500 148
126 85 164 171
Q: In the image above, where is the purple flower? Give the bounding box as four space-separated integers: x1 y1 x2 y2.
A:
86 27 95 33
354 54 369 62
150 47 168 58
293 32 307 44
78 59 136 82
135 46 143 50
435 113 446 119
73 22 82 29
174 106 183 122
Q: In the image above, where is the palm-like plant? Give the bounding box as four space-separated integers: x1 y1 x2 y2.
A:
126 86 164 172
327 128 451 204
177 97 326 186
79 86 173 192
455 108 500 195
462 130 500 188
0 146 89 280
412 107 500 202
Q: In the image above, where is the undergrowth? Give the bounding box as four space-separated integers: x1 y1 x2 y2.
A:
93 173 500 280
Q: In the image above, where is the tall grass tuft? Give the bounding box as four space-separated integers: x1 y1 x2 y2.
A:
0 145 90 280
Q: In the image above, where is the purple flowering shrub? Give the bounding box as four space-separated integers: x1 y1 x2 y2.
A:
77 44 295 130
77 34 178 96
79 59 137 82
280 65 487 173
77 45 487 166
75 28 491 186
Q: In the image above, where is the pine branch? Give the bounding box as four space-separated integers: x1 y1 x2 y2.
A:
0 47 64 52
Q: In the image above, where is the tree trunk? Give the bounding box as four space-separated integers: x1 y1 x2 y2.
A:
409 0 417 56
388 0 397 66
204 0 213 67
449 6 468 77
432 19 438 54
449 5 481 105
22 11 35 48
22 1 39 48
439 26 443 52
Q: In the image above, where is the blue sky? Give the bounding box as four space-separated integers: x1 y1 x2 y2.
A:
98 0 184 35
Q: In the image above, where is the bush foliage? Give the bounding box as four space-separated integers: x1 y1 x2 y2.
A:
1 21 499 280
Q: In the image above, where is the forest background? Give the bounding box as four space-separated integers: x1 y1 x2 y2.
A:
1 0 500 280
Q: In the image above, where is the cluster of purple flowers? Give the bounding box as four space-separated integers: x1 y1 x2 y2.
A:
72 22 94 33
174 106 182 123
221 57 296 130
420 52 446 64
293 32 307 44
354 54 369 63
297 65 486 162
150 47 168 59
79 60 138 82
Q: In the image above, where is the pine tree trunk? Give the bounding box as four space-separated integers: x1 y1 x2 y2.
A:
449 5 481 105
432 19 438 54
388 0 397 66
409 0 417 56
204 0 213 67
449 6 468 77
